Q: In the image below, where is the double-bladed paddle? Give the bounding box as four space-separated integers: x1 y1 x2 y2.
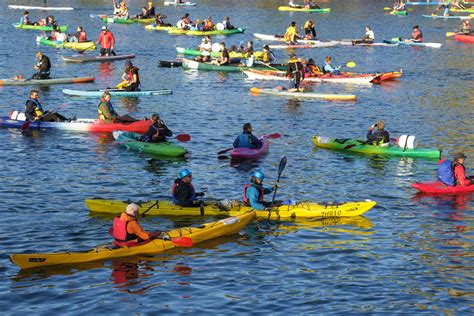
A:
267 157 287 221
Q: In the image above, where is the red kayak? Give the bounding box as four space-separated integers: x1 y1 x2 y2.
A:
412 181 474 194
454 34 474 44
372 70 403 82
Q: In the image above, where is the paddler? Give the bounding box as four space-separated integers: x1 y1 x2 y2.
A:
306 58 323 76
68 26 88 43
240 41 255 58
25 90 69 122
171 169 206 207
135 6 151 19
140 114 172 143
366 120 390 146
435 0 451 17
304 0 321 9
409 25 423 42
262 45 276 64
233 123 262 149
284 21 301 45
286 54 305 92
303 20 317 39
155 13 172 27
203 17 214 31
119 60 140 91
352 26 374 45
115 0 129 19
45 15 57 27
452 153 474 186
222 16 236 30
20 11 36 25
32 51 51 79
211 42 230 66
147 1 156 17
96 26 115 57
322 56 341 74
97 91 138 123
459 20 471 35
113 203 167 247
243 171 278 211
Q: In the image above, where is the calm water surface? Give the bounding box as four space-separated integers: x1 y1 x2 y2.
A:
0 0 473 314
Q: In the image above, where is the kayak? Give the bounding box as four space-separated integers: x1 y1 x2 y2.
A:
422 14 472 19
113 131 187 157
62 89 172 97
62 54 135 63
412 181 474 194
0 116 152 134
159 60 183 67
268 41 339 49
390 10 408 15
243 69 382 84
406 2 440 5
253 33 324 44
9 5 74 10
339 40 398 47
384 39 443 48
454 34 474 43
85 198 376 219
182 58 287 72
230 138 269 160
372 70 403 82
144 25 174 31
176 47 265 59
169 28 245 36
0 76 95 86
277 6 331 13
36 36 96 51
13 23 68 32
164 1 197 5
101 17 155 24
312 135 441 158
250 87 357 101
10 211 254 270
451 8 474 13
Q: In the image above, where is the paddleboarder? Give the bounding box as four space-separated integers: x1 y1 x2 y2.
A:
32 51 51 79
96 26 115 56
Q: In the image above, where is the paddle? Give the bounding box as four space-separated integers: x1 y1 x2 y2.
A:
141 201 159 216
108 227 193 247
446 32 456 37
217 133 281 159
267 157 287 221
77 43 97 54
255 60 281 71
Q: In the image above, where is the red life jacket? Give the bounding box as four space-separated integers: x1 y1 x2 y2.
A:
243 183 265 206
51 31 59 41
127 66 140 83
113 217 139 247
79 31 87 42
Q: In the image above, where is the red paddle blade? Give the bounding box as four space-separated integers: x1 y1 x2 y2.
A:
176 134 191 142
172 237 193 247
21 120 32 130
108 227 114 236
265 133 281 139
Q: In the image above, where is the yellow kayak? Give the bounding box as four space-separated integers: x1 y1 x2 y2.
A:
85 198 376 219
10 211 255 270
144 25 174 31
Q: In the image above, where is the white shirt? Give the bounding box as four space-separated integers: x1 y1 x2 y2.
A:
366 30 375 40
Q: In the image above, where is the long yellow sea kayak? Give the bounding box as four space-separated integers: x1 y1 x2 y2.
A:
10 211 255 270
85 198 376 219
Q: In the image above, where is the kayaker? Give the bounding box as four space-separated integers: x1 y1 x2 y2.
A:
49 25 61 41
140 114 172 143
284 21 301 45
68 26 87 43
148 2 156 16
45 15 57 27
20 11 36 25
198 35 212 52
233 123 262 149
155 13 172 27
241 41 255 58
438 153 474 186
119 60 140 91
25 90 69 122
366 120 390 146
453 1 467 10
97 91 138 123
171 169 205 207
96 26 115 57
32 51 51 80
203 17 214 31
243 171 278 211
303 20 317 39
352 26 374 44
459 20 471 35
409 25 423 42
115 1 129 19
179 13 193 30
113 203 165 247
211 42 230 66
286 54 305 92
306 58 323 76
322 56 341 75
223 16 236 30
262 45 276 64
304 0 321 9
135 6 151 19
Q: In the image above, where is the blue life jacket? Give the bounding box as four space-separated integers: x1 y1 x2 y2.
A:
437 160 455 186
235 133 257 149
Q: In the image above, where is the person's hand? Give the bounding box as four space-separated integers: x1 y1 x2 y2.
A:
196 192 205 197
264 207 272 212
370 123 377 130
273 181 280 189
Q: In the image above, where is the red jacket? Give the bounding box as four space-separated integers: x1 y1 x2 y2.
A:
97 31 115 49
454 164 471 186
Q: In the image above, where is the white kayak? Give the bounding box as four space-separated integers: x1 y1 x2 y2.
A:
269 41 339 49
243 69 381 84
250 87 357 101
339 40 398 47
164 1 197 6
9 5 74 10
253 33 326 44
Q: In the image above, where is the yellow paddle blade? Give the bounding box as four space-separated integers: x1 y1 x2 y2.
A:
408 8 413 11
115 81 128 89
446 32 455 37
346 61 356 68
250 87 261 94
384 7 391 10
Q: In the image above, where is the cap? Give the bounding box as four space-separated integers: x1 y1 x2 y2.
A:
126 203 139 216
101 25 107 30
263 45 269 50
453 152 467 160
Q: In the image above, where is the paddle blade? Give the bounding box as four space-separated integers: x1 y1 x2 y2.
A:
278 157 287 175
250 87 261 94
217 147 233 155
384 7 391 10
445 32 455 37
172 237 193 247
176 134 191 142
108 227 114 236
265 133 282 139
346 61 356 68
21 120 32 131
217 155 230 160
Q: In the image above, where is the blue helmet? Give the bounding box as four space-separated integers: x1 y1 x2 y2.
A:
179 169 192 179
251 170 265 180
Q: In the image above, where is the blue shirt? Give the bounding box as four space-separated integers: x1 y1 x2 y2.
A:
245 184 273 210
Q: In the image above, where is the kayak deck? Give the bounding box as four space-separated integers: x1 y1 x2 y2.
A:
250 87 357 101
113 131 188 157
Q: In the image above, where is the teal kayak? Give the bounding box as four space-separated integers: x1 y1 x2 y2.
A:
312 135 441 158
390 10 408 15
113 131 188 157
62 89 172 97
182 58 287 72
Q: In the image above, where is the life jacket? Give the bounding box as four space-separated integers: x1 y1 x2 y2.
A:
97 101 116 121
21 16 29 24
412 30 422 42
437 160 455 186
204 20 213 30
171 179 196 205
26 98 44 117
235 132 257 149
51 31 59 41
113 216 140 246
284 26 297 43
304 21 314 30
79 31 87 42
127 66 140 84
243 183 265 206
263 50 275 63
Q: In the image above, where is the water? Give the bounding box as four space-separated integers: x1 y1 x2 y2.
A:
0 0 473 313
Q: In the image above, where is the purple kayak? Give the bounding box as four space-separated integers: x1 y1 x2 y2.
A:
230 138 270 159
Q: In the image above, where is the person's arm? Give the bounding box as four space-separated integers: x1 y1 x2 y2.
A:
246 187 265 210
383 130 390 143
233 135 240 148
110 33 115 49
366 128 374 141
25 101 36 120
163 124 172 137
96 33 102 45
249 134 262 148
128 221 151 240
121 72 127 82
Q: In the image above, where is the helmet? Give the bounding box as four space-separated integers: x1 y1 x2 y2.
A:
101 25 107 30
179 169 192 179
251 170 265 180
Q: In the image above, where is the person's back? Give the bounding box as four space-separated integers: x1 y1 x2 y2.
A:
141 114 172 143
233 123 262 149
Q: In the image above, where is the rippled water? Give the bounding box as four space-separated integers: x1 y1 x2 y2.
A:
0 0 473 314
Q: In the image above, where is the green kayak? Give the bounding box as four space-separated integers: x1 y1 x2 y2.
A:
168 28 245 36
13 23 68 32
390 10 408 15
101 17 155 24
113 131 187 157
312 135 441 158
182 58 287 72
176 47 264 59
